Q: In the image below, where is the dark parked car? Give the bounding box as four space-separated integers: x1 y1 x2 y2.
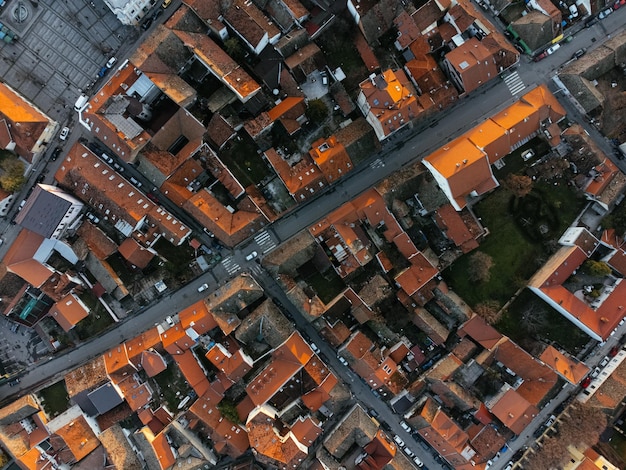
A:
572 48 586 59
50 147 62 161
141 17 153 30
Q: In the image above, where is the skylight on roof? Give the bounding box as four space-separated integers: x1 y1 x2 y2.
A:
459 61 470 70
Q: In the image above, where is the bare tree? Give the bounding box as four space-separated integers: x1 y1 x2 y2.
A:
467 252 494 283
505 173 534 198
474 300 501 325
558 403 607 447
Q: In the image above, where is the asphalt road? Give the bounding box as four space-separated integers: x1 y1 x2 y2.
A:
0 6 624 469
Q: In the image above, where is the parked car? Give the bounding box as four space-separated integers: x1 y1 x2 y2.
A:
8 378 20 387
162 0 172 7
400 421 412 433
581 376 592 388
112 161 124 172
245 251 258 261
599 356 610 367
403 447 414 458
572 48 586 59
544 414 556 427
165 316 175 327
98 66 108 78
599 7 613 18
338 356 349 366
50 146 62 161
106 56 117 68
521 149 535 161
584 16 598 27
86 212 100 224
393 435 405 447
100 153 114 164
141 17 153 30
129 176 142 187
147 192 160 203
197 283 209 292
545 44 561 55
310 342 320 354
413 456 424 468
59 126 70 141
533 51 547 62
568 4 578 16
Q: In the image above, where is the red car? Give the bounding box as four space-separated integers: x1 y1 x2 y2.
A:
614 0 626 9
581 376 592 388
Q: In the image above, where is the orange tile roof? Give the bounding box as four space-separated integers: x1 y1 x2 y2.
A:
585 159 621 196
358 69 420 139
489 389 538 435
171 30 260 102
161 324 194 355
206 343 252 382
246 332 313 406
174 350 210 397
140 350 167 377
265 147 327 201
434 204 479 253
0 82 52 163
151 431 176 470
444 38 497 94
53 414 99 462
393 232 419 260
76 222 118 260
423 136 496 210
491 339 558 406
267 97 307 135
118 237 156 269
116 375 152 411
539 345 589 384
394 253 438 297
16 447 50 470
393 11 421 50
344 331 374 360
104 344 136 380
466 116 511 164
55 143 191 246
48 293 89 332
178 300 217 335
309 136 354 183
183 189 267 248
125 327 162 365
3 229 52 287
458 315 503 350
160 158 204 207
246 409 309 467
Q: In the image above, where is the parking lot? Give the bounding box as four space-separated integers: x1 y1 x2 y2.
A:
0 0 134 122
0 316 49 378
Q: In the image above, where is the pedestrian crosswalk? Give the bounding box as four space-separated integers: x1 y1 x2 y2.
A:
221 256 241 275
254 230 277 254
503 71 526 96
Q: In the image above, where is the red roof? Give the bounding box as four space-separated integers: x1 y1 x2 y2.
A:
174 350 210 397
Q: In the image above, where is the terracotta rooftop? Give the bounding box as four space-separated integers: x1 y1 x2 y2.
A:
246 332 313 406
267 97 307 135
265 147 327 202
395 253 439 298
118 237 156 269
207 113 236 149
172 29 261 102
178 299 218 335
539 345 589 385
358 69 420 139
174 349 210 397
103 344 135 380
0 82 53 163
76 222 118 260
124 327 162 366
48 293 89 332
434 204 479 253
206 343 253 382
49 409 99 463
489 389 538 435
116 374 152 411
161 324 195 355
140 350 167 377
393 11 421 50
2 229 52 288
55 143 191 246
309 136 354 183
444 37 497 94
223 0 280 49
457 314 503 350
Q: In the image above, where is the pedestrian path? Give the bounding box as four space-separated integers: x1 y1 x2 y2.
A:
504 71 526 95
254 230 277 254
221 256 241 275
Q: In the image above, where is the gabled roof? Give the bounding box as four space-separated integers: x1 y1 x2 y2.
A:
48 407 99 463
178 299 217 335
264 147 327 201
141 350 167 377
174 349 210 397
124 327 162 366
118 238 156 269
489 389 538 434
55 143 191 246
395 252 439 297
206 343 253 382
308 135 354 183
539 345 589 384
223 0 280 48
99 424 142 470
246 332 313 406
161 324 195 355
444 37 497 93
434 204 479 253
116 374 152 411
2 229 52 287
457 314 503 350
49 293 89 332
103 344 136 380
0 82 53 163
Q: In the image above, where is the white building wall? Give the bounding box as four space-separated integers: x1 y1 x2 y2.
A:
104 0 153 25
421 160 463 211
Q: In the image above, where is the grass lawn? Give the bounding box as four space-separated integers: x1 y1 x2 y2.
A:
39 381 69 418
609 432 626 462
305 269 346 304
220 137 271 187
74 304 115 341
444 181 585 307
150 363 191 412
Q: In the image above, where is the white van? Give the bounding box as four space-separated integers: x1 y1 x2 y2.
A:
74 94 89 112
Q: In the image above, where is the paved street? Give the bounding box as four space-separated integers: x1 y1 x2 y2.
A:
0 3 623 468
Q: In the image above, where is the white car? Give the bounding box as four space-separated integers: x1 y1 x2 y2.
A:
106 57 117 68
393 435 405 447
165 316 175 327
245 251 258 261
338 356 349 366
403 447 414 457
413 456 424 467
400 421 412 433
310 343 320 354
59 127 70 141
598 7 613 19
521 149 535 161
545 44 560 55
197 283 209 292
